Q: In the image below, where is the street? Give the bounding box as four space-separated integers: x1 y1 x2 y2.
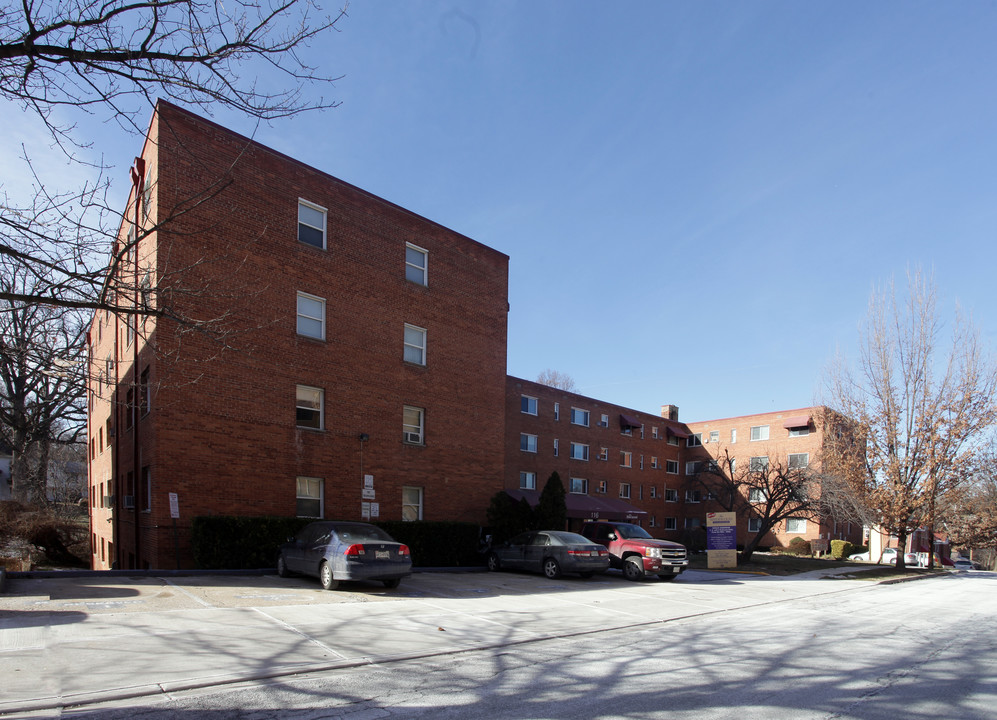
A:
2 569 994 719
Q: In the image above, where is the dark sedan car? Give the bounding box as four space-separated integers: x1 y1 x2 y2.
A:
486 530 610 579
278 521 412 590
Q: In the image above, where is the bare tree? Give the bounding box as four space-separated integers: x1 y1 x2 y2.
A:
940 442 997 562
686 446 825 563
536 369 578 392
822 271 997 569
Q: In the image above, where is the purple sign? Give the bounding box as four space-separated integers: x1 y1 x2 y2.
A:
707 525 736 551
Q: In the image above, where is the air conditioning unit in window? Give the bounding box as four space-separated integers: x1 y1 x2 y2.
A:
103 495 115 509
123 495 135 509
404 432 422 444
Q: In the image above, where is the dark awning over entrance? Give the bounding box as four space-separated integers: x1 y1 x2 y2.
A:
504 489 646 522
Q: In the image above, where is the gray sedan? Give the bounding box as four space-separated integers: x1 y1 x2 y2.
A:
278 521 412 590
486 530 610 579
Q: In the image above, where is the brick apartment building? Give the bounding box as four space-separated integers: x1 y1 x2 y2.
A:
86 101 510 569
504 377 695 541
684 407 863 550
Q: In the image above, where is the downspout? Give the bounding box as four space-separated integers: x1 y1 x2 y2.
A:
130 157 145 567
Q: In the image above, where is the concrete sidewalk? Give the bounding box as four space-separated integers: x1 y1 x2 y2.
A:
0 567 911 715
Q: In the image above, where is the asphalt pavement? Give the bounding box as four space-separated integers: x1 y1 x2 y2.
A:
0 564 918 717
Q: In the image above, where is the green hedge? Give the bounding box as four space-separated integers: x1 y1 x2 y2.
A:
191 516 483 570
830 539 857 559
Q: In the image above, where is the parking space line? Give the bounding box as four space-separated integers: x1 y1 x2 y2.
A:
163 578 216 608
251 607 348 659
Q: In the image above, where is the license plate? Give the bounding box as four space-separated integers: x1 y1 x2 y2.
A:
376 551 390 560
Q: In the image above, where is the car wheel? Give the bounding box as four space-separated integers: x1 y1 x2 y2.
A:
542 557 562 579
382 578 401 589
624 556 645 581
277 554 291 578
486 553 501 572
319 561 339 591
578 571 594 579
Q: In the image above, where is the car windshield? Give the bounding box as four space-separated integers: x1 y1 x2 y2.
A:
333 523 394 543
548 531 594 545
616 523 653 540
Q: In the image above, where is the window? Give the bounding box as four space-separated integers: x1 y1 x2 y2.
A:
685 490 701 503
748 518 762 533
599 414 609 427
789 453 810 469
297 200 326 248
651 456 659 469
553 438 559 456
598 447 609 461
666 460 679 474
667 433 679 447
296 476 323 517
639 455 644 470
570 477 588 494
554 403 560 421
296 385 324 429
519 471 536 490
403 406 425 444
571 408 590 427
402 486 423 521
620 451 632 468
405 243 428 285
687 433 702 447
404 324 427 365
785 518 807 534
296 293 326 339
730 458 737 474
685 461 701 475
750 425 770 441
520 433 538 453
664 517 678 530
709 430 719 443
651 426 659 439
521 395 538 415
650 486 658 498
749 456 769 472
666 489 679 502
685 517 701 529
731 428 737 443
619 483 631 499
788 426 810 437
648 515 656 528
749 488 768 503
570 442 589 461
139 367 150 417
597 480 608 494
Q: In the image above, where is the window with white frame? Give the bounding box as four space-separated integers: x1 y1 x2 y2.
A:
788 426 810 437
785 518 807 534
687 433 702 447
296 385 323 429
553 438 559 456
619 483 631 499
296 476 323 517
666 460 679 474
685 490 702 503
667 433 679 446
731 428 737 443
521 395 538 415
621 451 632 468
649 515 657 528
297 200 326 248
748 518 762 533
403 406 425 444
403 324 427 365
296 292 326 339
665 488 679 502
788 452 810 469
709 430 719 443
598 447 609 461
599 413 609 427
749 488 768 503
520 433 538 453
570 442 589 461
749 456 769 472
664 517 678 530
730 458 737 474
405 243 428 286
570 477 588 494
554 403 560 421
685 461 702 475
750 425 770 441
519 471 536 490
651 426 659 439
402 486 423 521
650 485 658 498
639 455 644 469
571 408 590 426
597 480 608 494
651 456 659 469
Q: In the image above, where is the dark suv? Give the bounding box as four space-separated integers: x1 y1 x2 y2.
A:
580 521 688 581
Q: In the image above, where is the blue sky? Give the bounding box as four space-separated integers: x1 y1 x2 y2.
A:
7 1 997 422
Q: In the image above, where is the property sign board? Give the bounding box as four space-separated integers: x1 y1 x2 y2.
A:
168 492 180 519
706 512 737 569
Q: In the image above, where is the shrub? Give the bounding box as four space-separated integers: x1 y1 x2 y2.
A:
830 540 856 559
787 537 812 556
374 521 481 567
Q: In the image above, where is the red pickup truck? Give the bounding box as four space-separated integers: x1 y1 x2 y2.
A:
580 521 688 581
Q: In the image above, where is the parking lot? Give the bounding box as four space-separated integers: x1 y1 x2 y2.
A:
1 565 892 715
